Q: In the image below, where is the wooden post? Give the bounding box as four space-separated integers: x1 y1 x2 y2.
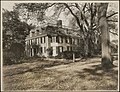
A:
73 52 75 62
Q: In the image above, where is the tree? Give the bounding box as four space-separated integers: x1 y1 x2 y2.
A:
2 9 34 64
9 3 118 68
97 3 114 68
14 3 55 25
2 9 33 50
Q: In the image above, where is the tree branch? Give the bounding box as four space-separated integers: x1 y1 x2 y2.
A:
63 3 86 38
107 12 118 19
46 3 56 8
74 3 89 27
107 19 118 22
63 3 81 28
82 3 87 11
109 31 118 36
75 3 81 11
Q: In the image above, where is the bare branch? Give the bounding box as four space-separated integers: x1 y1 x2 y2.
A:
107 20 118 22
74 3 89 27
63 3 81 28
109 31 118 36
107 12 118 19
82 3 87 11
75 3 81 11
46 3 56 8
63 3 86 38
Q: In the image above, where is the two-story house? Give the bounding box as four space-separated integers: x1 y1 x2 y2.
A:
25 20 82 57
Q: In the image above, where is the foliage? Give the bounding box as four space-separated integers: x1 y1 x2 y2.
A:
55 51 84 59
2 9 34 64
14 3 55 23
46 47 53 56
2 2 118 67
51 3 118 56
2 9 34 49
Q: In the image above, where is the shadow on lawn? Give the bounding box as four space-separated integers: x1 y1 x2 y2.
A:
75 64 118 80
4 60 72 77
3 58 96 77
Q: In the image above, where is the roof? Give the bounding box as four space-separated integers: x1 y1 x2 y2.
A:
26 23 81 40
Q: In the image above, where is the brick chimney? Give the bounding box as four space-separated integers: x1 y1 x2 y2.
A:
57 20 62 28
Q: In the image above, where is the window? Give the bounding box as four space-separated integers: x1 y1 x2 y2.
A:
73 47 75 51
67 37 69 43
49 36 52 43
34 38 37 44
69 37 72 44
44 36 46 43
56 47 58 54
65 37 67 43
75 39 77 44
31 39 33 44
70 47 72 51
56 36 59 43
60 46 63 52
77 39 79 44
72 38 75 44
44 47 46 53
41 37 43 43
29 40 30 45
61 37 63 43
67 46 69 51
37 38 39 44
40 47 43 53
52 37 56 42
62 47 63 52
30 48 32 56
59 36 61 43
52 37 54 42
59 36 63 43
30 40 32 45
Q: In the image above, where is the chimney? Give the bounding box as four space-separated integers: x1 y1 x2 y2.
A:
57 20 62 28
30 30 35 37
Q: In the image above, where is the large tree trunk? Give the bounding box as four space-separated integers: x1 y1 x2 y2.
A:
98 3 113 68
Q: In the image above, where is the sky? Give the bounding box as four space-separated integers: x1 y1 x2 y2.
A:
2 1 15 11
2 1 118 11
1 1 118 41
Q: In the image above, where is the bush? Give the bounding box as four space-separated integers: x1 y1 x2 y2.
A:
3 50 21 65
55 51 82 60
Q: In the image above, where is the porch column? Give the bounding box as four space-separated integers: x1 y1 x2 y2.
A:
46 36 49 57
53 46 57 56
32 48 34 56
46 36 49 48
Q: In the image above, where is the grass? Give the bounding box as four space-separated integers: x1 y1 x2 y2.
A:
2 57 118 90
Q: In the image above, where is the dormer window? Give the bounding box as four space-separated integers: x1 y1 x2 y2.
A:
36 30 39 36
32 31 35 37
32 31 35 33
36 30 39 32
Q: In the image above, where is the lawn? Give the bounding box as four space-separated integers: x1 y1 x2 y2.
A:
2 57 118 90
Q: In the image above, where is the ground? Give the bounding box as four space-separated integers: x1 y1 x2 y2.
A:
3 57 118 90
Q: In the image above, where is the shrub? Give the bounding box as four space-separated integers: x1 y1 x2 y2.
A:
55 51 82 60
46 47 53 56
3 43 25 65
3 50 21 65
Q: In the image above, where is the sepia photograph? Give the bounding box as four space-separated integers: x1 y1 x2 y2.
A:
1 0 119 91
